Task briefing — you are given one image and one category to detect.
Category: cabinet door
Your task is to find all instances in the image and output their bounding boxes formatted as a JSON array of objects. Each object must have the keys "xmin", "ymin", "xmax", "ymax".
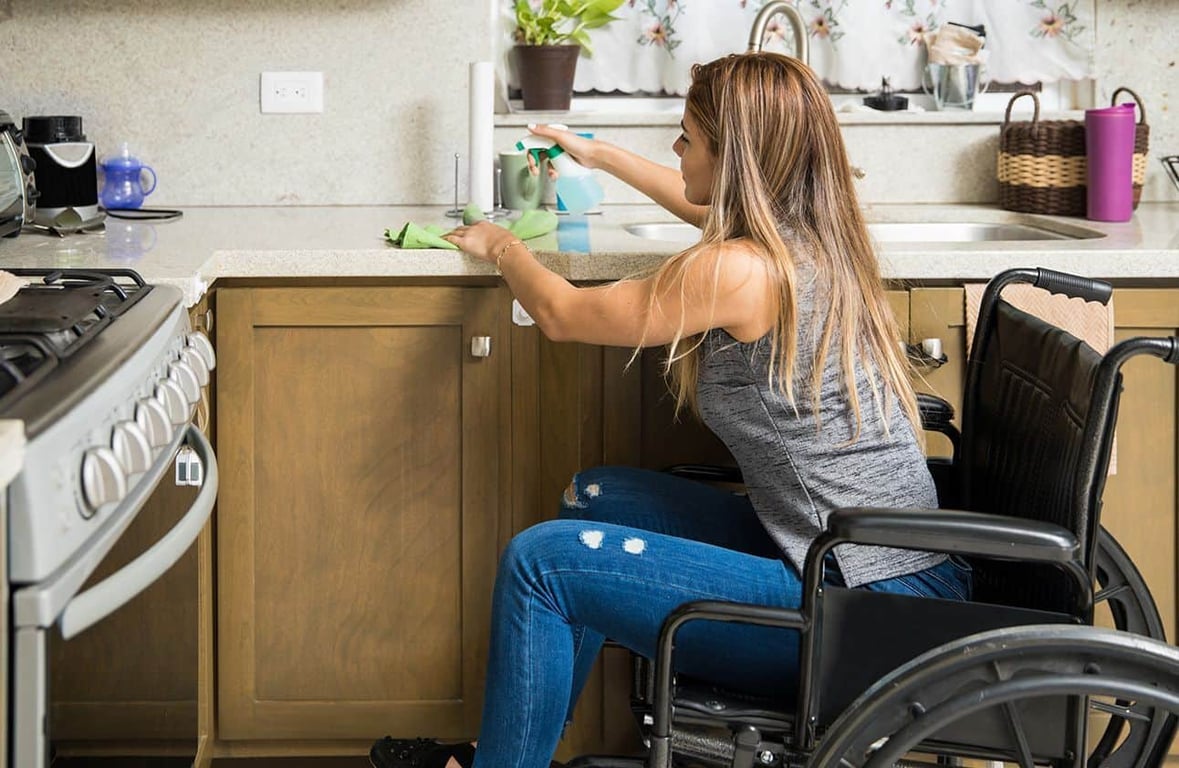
[{"xmin": 215, "ymin": 286, "xmax": 508, "ymax": 742}]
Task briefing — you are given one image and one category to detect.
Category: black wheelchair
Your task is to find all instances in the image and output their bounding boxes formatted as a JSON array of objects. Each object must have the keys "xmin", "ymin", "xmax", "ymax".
[{"xmin": 571, "ymin": 267, "xmax": 1179, "ymax": 768}]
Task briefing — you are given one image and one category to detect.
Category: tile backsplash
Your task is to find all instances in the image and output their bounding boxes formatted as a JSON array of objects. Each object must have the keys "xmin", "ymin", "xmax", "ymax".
[{"xmin": 4, "ymin": 0, "xmax": 1175, "ymax": 207}]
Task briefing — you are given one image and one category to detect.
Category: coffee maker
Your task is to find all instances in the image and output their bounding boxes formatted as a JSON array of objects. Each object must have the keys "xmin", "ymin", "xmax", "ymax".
[{"xmin": 22, "ymin": 115, "xmax": 100, "ymax": 229}]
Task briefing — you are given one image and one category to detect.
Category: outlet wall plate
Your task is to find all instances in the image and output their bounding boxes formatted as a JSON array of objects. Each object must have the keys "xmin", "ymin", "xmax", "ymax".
[{"xmin": 260, "ymin": 71, "xmax": 324, "ymax": 114}]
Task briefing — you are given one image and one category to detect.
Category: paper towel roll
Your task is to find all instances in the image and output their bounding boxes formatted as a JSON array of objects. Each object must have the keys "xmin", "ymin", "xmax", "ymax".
[{"xmin": 469, "ymin": 61, "xmax": 495, "ymax": 213}]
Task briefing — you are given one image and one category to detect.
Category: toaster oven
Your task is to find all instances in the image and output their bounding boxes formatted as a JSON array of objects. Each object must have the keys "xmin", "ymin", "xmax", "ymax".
[{"xmin": 0, "ymin": 111, "xmax": 37, "ymax": 239}]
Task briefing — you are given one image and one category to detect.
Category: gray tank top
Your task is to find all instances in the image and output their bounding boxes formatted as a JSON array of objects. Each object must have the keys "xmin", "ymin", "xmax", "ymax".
[{"xmin": 695, "ymin": 260, "xmax": 942, "ymax": 587}]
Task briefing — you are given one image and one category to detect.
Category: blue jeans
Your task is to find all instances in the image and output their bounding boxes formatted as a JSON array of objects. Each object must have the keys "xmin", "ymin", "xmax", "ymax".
[{"xmin": 471, "ymin": 466, "xmax": 971, "ymax": 768}]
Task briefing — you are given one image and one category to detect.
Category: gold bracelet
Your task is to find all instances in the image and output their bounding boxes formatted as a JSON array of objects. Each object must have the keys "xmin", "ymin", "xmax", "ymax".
[{"xmin": 495, "ymin": 239, "xmax": 526, "ymax": 272}]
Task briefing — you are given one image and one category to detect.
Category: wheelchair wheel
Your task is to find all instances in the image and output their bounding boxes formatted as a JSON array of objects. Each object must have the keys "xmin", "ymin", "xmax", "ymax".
[
  {"xmin": 809, "ymin": 625, "xmax": 1179, "ymax": 768},
  {"xmin": 1091, "ymin": 527, "xmax": 1175, "ymax": 767},
  {"xmin": 1095, "ymin": 527, "xmax": 1166, "ymax": 641}
]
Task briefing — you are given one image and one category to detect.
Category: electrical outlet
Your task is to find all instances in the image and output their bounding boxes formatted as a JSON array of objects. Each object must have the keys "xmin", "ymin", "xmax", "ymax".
[{"xmin": 260, "ymin": 71, "xmax": 324, "ymax": 114}]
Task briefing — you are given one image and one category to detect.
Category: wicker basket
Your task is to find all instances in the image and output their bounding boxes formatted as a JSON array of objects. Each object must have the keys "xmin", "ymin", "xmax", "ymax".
[
  {"xmin": 998, "ymin": 88, "xmax": 1151, "ymax": 216},
  {"xmin": 997, "ymin": 91, "xmax": 1086, "ymax": 216}
]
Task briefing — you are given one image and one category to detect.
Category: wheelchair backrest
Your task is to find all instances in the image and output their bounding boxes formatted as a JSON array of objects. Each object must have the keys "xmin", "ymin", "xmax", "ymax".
[{"xmin": 960, "ymin": 298, "xmax": 1118, "ymax": 615}]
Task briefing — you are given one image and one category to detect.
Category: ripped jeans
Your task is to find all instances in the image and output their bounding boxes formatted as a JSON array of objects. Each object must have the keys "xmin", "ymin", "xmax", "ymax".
[{"xmin": 470, "ymin": 466, "xmax": 971, "ymax": 768}]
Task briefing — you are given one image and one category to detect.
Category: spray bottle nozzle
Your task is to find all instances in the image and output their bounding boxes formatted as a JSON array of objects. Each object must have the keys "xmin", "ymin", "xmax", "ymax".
[{"xmin": 515, "ymin": 141, "xmax": 565, "ymax": 165}]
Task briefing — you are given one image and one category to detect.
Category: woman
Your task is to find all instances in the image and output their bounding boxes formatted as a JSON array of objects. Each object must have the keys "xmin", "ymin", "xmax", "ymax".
[{"xmin": 371, "ymin": 52, "xmax": 970, "ymax": 768}]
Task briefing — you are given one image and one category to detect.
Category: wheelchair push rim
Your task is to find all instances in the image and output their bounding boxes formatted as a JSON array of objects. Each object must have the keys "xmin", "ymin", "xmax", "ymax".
[{"xmin": 808, "ymin": 624, "xmax": 1179, "ymax": 768}]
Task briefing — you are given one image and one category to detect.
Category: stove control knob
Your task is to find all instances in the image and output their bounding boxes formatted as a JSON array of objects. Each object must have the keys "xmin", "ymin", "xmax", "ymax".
[
  {"xmin": 81, "ymin": 447, "xmax": 127, "ymax": 515},
  {"xmin": 186, "ymin": 331, "xmax": 216, "ymax": 371},
  {"xmin": 155, "ymin": 379, "xmax": 191, "ymax": 426},
  {"xmin": 111, "ymin": 420, "xmax": 153, "ymax": 475},
  {"xmin": 168, "ymin": 360, "xmax": 202, "ymax": 405},
  {"xmin": 135, "ymin": 397, "xmax": 173, "ymax": 448},
  {"xmin": 180, "ymin": 346, "xmax": 210, "ymax": 387}
]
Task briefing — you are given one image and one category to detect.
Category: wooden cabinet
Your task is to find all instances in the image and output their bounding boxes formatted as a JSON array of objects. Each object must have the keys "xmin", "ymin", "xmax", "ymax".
[
  {"xmin": 213, "ymin": 285, "xmax": 510, "ymax": 746},
  {"xmin": 203, "ymin": 280, "xmax": 1179, "ymax": 761}
]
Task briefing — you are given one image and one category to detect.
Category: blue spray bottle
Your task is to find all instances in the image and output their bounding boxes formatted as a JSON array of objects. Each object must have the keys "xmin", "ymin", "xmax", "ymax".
[{"xmin": 516, "ymin": 125, "xmax": 603, "ymax": 215}]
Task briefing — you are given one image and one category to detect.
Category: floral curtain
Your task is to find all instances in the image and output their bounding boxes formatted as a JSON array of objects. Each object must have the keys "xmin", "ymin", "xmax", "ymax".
[{"xmin": 503, "ymin": 1, "xmax": 1095, "ymax": 95}]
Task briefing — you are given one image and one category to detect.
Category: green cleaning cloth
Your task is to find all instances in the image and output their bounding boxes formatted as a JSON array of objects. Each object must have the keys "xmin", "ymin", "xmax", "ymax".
[
  {"xmin": 385, "ymin": 210, "xmax": 559, "ymax": 249},
  {"xmin": 506, "ymin": 209, "xmax": 559, "ymax": 241},
  {"xmin": 385, "ymin": 222, "xmax": 458, "ymax": 250}
]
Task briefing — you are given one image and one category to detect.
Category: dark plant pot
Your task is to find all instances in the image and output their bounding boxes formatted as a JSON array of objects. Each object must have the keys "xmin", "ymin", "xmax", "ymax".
[{"xmin": 514, "ymin": 44, "xmax": 581, "ymax": 111}]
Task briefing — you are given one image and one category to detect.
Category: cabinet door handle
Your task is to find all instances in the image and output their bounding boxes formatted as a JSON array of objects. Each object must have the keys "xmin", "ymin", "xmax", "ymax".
[{"xmin": 471, "ymin": 336, "xmax": 492, "ymax": 358}]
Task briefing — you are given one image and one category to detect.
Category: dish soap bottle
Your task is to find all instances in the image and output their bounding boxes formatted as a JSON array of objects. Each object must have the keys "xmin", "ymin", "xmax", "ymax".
[{"xmin": 516, "ymin": 126, "xmax": 603, "ymax": 215}]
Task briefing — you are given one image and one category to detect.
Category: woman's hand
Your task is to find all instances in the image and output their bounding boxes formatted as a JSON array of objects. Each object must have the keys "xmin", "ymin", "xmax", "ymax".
[
  {"xmin": 528, "ymin": 124, "xmax": 602, "ymax": 170},
  {"xmin": 442, "ymin": 221, "xmax": 519, "ymax": 264}
]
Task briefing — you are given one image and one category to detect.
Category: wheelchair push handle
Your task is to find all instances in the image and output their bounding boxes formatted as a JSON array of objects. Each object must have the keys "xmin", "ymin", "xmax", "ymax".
[
  {"xmin": 1107, "ymin": 336, "xmax": 1179, "ymax": 367},
  {"xmin": 1031, "ymin": 267, "xmax": 1114, "ymax": 304}
]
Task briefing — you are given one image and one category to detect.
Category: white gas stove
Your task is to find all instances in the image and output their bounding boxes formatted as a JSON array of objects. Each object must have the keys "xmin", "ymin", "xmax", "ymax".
[{"xmin": 1, "ymin": 267, "xmax": 218, "ymax": 768}]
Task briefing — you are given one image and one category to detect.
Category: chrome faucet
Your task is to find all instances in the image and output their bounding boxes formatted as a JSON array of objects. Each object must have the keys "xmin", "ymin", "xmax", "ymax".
[{"xmin": 747, "ymin": 1, "xmax": 809, "ymax": 66}]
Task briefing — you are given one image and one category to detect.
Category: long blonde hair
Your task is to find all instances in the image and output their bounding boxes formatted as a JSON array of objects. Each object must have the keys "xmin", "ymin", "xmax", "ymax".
[{"xmin": 650, "ymin": 52, "xmax": 920, "ymax": 442}]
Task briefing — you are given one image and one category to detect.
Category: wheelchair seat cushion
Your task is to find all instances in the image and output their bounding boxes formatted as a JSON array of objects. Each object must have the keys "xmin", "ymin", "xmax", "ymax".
[{"xmin": 673, "ymin": 679, "xmax": 794, "ymax": 733}]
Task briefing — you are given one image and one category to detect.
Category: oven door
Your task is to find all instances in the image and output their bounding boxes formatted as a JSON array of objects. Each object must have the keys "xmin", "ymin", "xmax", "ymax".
[{"xmin": 11, "ymin": 424, "xmax": 217, "ymax": 767}]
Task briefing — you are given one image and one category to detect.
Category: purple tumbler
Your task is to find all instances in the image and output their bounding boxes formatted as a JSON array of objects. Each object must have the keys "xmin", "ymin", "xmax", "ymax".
[{"xmin": 1084, "ymin": 102, "xmax": 1136, "ymax": 222}]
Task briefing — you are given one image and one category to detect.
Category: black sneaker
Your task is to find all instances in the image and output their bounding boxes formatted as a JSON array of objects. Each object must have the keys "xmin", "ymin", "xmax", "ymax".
[{"xmin": 369, "ymin": 737, "xmax": 475, "ymax": 768}]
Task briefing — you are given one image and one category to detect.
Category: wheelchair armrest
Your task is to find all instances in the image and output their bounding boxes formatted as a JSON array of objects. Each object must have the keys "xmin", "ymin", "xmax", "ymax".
[
  {"xmin": 916, "ymin": 392, "xmax": 955, "ymax": 431},
  {"xmin": 824, "ymin": 506, "xmax": 1081, "ymax": 564},
  {"xmin": 662, "ymin": 463, "xmax": 744, "ymax": 484}
]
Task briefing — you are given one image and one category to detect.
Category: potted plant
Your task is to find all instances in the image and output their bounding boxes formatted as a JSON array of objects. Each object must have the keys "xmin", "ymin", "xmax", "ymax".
[{"xmin": 513, "ymin": 0, "xmax": 625, "ymax": 111}]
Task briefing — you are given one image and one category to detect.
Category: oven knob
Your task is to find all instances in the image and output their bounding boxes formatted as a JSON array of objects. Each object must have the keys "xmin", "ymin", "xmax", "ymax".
[
  {"xmin": 135, "ymin": 397, "xmax": 173, "ymax": 448},
  {"xmin": 155, "ymin": 379, "xmax": 191, "ymax": 426},
  {"xmin": 168, "ymin": 360, "xmax": 201, "ymax": 404},
  {"xmin": 186, "ymin": 331, "xmax": 216, "ymax": 371},
  {"xmin": 111, "ymin": 420, "xmax": 153, "ymax": 475},
  {"xmin": 81, "ymin": 446, "xmax": 128, "ymax": 515},
  {"xmin": 180, "ymin": 346, "xmax": 209, "ymax": 386}
]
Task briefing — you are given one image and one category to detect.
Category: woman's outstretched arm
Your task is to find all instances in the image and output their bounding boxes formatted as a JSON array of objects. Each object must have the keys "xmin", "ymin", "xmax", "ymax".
[{"xmin": 443, "ymin": 221, "xmax": 772, "ymax": 347}]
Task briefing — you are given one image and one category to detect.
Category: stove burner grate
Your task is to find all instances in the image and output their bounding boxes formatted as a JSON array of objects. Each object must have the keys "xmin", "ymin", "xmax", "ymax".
[
  {"xmin": 0, "ymin": 267, "xmax": 153, "ymax": 409},
  {"xmin": 0, "ymin": 335, "xmax": 57, "ymax": 411}
]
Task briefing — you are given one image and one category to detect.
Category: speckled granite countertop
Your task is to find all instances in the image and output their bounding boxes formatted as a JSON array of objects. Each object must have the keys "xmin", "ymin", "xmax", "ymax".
[{"xmin": 0, "ymin": 203, "xmax": 1175, "ymax": 306}]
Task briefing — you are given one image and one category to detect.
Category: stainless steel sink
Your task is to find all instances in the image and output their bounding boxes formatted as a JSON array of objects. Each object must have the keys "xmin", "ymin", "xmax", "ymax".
[
  {"xmin": 624, "ymin": 220, "xmax": 1103, "ymax": 244},
  {"xmin": 869, "ymin": 222, "xmax": 1071, "ymax": 242}
]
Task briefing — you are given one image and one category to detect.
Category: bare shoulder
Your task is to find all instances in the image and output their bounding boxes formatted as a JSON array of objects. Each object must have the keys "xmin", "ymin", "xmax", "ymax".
[
  {"xmin": 695, "ymin": 238, "xmax": 777, "ymax": 342},
  {"xmin": 689, "ymin": 238, "xmax": 775, "ymax": 303}
]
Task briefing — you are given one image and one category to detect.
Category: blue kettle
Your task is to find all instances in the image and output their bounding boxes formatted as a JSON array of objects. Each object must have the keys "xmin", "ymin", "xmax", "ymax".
[{"xmin": 99, "ymin": 143, "xmax": 157, "ymax": 210}]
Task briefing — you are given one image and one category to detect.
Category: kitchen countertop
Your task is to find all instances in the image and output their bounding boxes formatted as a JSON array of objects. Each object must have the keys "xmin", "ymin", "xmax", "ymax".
[{"xmin": 0, "ymin": 203, "xmax": 1175, "ymax": 306}]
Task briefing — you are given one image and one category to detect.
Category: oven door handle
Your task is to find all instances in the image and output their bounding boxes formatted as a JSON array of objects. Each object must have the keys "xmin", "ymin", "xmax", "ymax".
[{"xmin": 59, "ymin": 424, "xmax": 218, "ymax": 640}]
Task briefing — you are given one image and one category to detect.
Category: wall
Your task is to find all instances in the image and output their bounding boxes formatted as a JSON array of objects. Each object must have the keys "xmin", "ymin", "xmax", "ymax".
[{"xmin": 2, "ymin": 0, "xmax": 1175, "ymax": 207}]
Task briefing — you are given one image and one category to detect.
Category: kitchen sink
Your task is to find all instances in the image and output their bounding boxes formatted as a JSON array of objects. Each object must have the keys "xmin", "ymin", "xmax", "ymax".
[
  {"xmin": 624, "ymin": 220, "xmax": 1105, "ymax": 244},
  {"xmin": 868, "ymin": 222, "xmax": 1077, "ymax": 242}
]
